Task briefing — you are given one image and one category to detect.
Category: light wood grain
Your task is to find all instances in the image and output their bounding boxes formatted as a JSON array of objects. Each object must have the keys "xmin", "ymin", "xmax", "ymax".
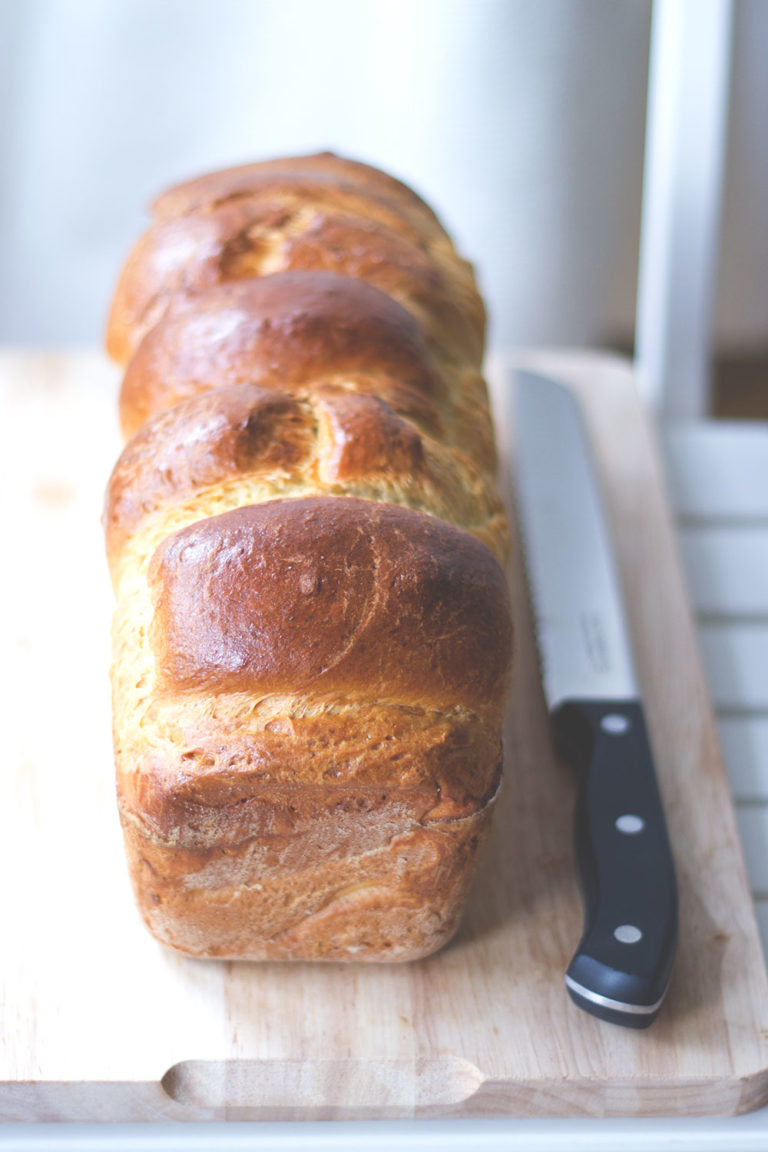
[{"xmin": 2, "ymin": 350, "xmax": 768, "ymax": 1121}]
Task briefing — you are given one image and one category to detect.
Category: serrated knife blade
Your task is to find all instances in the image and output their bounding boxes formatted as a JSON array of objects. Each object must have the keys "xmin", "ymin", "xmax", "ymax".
[{"xmin": 514, "ymin": 369, "xmax": 678, "ymax": 1028}]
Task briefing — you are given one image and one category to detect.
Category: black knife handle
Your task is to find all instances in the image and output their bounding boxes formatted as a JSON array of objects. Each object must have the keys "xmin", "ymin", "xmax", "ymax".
[{"xmin": 553, "ymin": 699, "xmax": 678, "ymax": 1029}]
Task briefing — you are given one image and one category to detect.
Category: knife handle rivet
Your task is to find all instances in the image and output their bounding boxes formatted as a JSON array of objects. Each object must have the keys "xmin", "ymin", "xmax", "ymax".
[
  {"xmin": 615, "ymin": 814, "xmax": 645, "ymax": 835},
  {"xmin": 614, "ymin": 924, "xmax": 643, "ymax": 944},
  {"xmin": 601, "ymin": 713, "xmax": 630, "ymax": 735}
]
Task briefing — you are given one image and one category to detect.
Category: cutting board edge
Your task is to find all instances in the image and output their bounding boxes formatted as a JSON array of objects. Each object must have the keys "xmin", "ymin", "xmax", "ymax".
[{"xmin": 4, "ymin": 1061, "xmax": 768, "ymax": 1122}]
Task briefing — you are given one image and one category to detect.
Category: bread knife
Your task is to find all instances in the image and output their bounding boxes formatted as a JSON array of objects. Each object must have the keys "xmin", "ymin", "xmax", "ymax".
[{"xmin": 513, "ymin": 369, "xmax": 678, "ymax": 1028}]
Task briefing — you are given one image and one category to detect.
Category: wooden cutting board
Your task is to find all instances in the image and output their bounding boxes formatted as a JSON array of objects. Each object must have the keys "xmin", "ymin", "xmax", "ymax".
[{"xmin": 2, "ymin": 349, "xmax": 768, "ymax": 1121}]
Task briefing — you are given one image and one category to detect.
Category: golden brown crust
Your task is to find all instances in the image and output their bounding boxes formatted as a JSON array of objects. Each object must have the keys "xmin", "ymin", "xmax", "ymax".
[
  {"xmin": 150, "ymin": 151, "xmax": 446, "ymax": 239},
  {"xmin": 104, "ymin": 383, "xmax": 313, "ymax": 570},
  {"xmin": 315, "ymin": 389, "xmax": 425, "ymax": 481},
  {"xmin": 104, "ymin": 380, "xmax": 508, "ymax": 579},
  {"xmin": 147, "ymin": 496, "xmax": 512, "ymax": 712},
  {"xmin": 105, "ymin": 154, "xmax": 512, "ymax": 963},
  {"xmin": 117, "ymin": 703, "xmax": 502, "ymax": 836},
  {"xmin": 118, "ymin": 271, "xmax": 447, "ymax": 439},
  {"xmin": 105, "ymin": 185, "xmax": 485, "ymax": 366}
]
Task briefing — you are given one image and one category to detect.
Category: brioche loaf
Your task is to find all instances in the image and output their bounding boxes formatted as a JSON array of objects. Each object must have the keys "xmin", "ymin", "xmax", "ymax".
[{"xmin": 104, "ymin": 153, "xmax": 513, "ymax": 961}]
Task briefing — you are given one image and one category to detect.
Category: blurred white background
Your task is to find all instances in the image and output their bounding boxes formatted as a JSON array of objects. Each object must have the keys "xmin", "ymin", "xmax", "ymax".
[{"xmin": 0, "ymin": 0, "xmax": 764, "ymax": 356}]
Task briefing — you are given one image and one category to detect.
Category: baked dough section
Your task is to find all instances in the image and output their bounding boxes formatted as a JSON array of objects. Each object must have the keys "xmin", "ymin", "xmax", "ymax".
[{"xmin": 105, "ymin": 153, "xmax": 513, "ymax": 961}]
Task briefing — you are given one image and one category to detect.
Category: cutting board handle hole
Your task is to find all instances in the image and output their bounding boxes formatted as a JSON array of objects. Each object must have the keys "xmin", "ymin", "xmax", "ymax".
[{"xmin": 161, "ymin": 1056, "xmax": 485, "ymax": 1114}]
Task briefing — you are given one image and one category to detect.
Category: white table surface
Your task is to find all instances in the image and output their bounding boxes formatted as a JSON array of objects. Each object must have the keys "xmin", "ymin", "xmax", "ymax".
[{"xmin": 4, "ymin": 417, "xmax": 768, "ymax": 1150}]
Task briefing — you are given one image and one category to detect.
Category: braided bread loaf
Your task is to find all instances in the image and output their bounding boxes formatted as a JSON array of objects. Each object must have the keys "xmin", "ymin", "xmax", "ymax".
[{"xmin": 104, "ymin": 153, "xmax": 513, "ymax": 961}]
